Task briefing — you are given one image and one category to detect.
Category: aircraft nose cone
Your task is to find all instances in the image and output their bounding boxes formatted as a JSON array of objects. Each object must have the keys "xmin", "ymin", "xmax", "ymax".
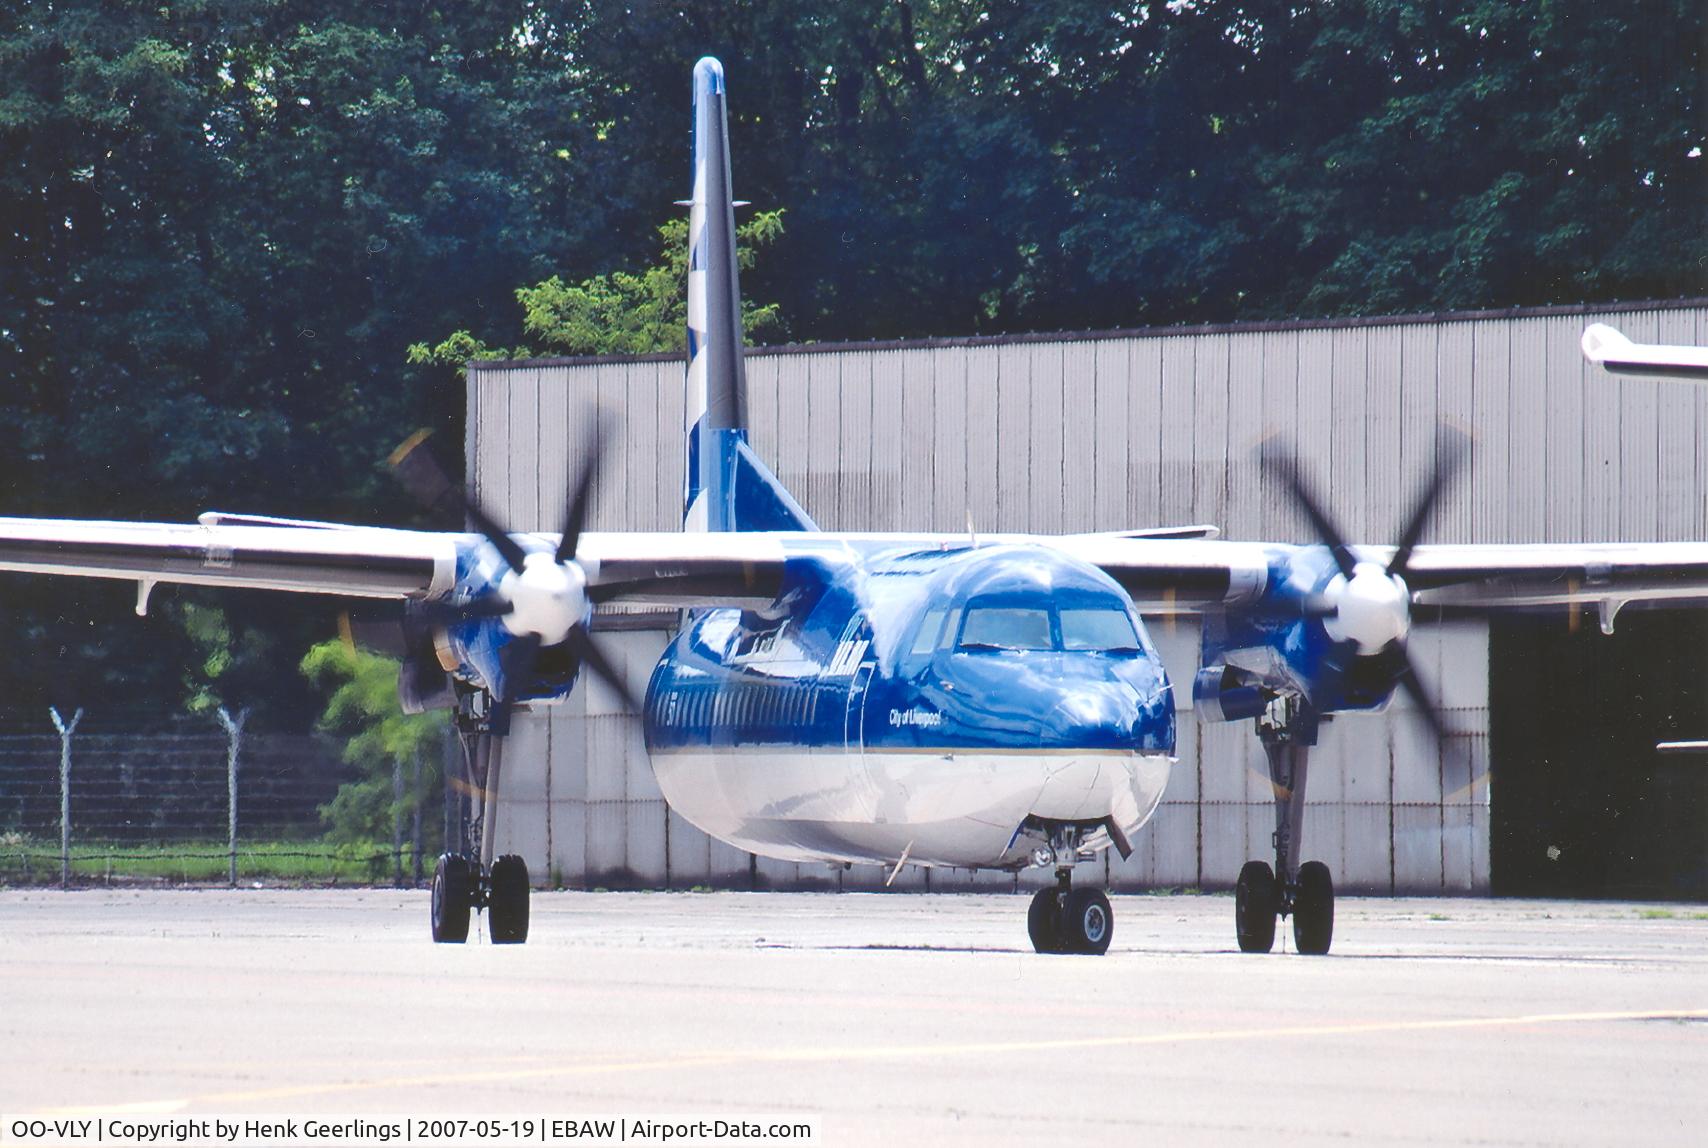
[{"xmin": 1043, "ymin": 680, "xmax": 1170, "ymax": 753}]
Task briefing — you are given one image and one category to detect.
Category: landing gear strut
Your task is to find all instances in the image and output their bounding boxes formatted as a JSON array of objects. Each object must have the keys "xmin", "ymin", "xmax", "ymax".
[
  {"xmin": 1234, "ymin": 697, "xmax": 1335, "ymax": 955},
  {"xmin": 431, "ymin": 694, "xmax": 531, "ymax": 944},
  {"xmin": 1025, "ymin": 827, "xmax": 1114, "ymax": 955}
]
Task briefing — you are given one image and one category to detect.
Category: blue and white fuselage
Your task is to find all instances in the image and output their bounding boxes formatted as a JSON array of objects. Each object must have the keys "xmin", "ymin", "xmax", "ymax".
[{"xmin": 643, "ymin": 540, "xmax": 1175, "ymax": 868}]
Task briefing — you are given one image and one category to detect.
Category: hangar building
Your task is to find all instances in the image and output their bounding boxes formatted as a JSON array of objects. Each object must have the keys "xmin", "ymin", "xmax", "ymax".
[{"xmin": 467, "ymin": 300, "xmax": 1708, "ymax": 897}]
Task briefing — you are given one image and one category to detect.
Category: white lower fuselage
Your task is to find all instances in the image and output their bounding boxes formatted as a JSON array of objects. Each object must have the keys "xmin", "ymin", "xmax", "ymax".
[{"xmin": 649, "ymin": 747, "xmax": 1173, "ymax": 869}]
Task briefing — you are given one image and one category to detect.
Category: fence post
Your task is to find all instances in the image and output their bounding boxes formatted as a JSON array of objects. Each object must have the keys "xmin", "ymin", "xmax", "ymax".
[
  {"xmin": 411, "ymin": 746, "xmax": 424, "ymax": 886},
  {"xmin": 49, "ymin": 707, "xmax": 83, "ymax": 890},
  {"xmin": 216, "ymin": 707, "xmax": 249, "ymax": 888},
  {"xmin": 392, "ymin": 754, "xmax": 405, "ymax": 887}
]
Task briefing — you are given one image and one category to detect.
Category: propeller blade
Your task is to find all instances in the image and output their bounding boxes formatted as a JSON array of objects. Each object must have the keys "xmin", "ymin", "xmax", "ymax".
[
  {"xmin": 556, "ymin": 409, "xmax": 610, "ymax": 564},
  {"xmin": 388, "ymin": 429, "xmax": 460, "ymax": 518},
  {"xmin": 1306, "ymin": 637, "xmax": 1360, "ymax": 705},
  {"xmin": 1247, "ymin": 591, "xmax": 1340, "ymax": 624},
  {"xmin": 414, "ymin": 596, "xmax": 514, "ymax": 628},
  {"xmin": 1388, "ymin": 429, "xmax": 1469, "ymax": 580},
  {"xmin": 489, "ymin": 632, "xmax": 543, "ymax": 738},
  {"xmin": 338, "ymin": 609, "xmax": 408, "ymax": 658},
  {"xmin": 460, "ymin": 495, "xmax": 530, "ymax": 575},
  {"xmin": 567, "ymin": 625, "xmax": 639, "ymax": 711},
  {"xmin": 498, "ymin": 632, "xmax": 542, "ymax": 697},
  {"xmin": 1395, "ymin": 653, "xmax": 1451, "ymax": 746},
  {"xmin": 388, "ymin": 429, "xmax": 529, "ymax": 573},
  {"xmin": 1261, "ymin": 445, "xmax": 1358, "ymax": 579}
]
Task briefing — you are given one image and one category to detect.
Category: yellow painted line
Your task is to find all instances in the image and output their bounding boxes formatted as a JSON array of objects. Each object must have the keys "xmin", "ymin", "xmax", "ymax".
[{"xmin": 39, "ymin": 1006, "xmax": 1708, "ymax": 1114}]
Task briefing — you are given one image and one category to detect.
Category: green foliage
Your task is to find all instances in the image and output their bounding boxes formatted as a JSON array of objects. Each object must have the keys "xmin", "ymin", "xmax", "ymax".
[
  {"xmin": 174, "ymin": 601, "xmax": 273, "ymax": 715},
  {"xmin": 410, "ymin": 210, "xmax": 786, "ymax": 363},
  {"xmin": 1, "ymin": 1, "xmax": 1701, "ymax": 732},
  {"xmin": 404, "ymin": 329, "xmax": 520, "ymax": 369},
  {"xmin": 0, "ymin": 839, "xmax": 412, "ymax": 886},
  {"xmin": 300, "ymin": 639, "xmax": 446, "ymax": 844}
]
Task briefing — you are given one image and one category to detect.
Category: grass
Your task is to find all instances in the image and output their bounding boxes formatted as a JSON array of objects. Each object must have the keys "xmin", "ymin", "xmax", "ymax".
[
  {"xmin": 1638, "ymin": 908, "xmax": 1677, "ymax": 920},
  {"xmin": 0, "ymin": 839, "xmax": 422, "ymax": 886}
]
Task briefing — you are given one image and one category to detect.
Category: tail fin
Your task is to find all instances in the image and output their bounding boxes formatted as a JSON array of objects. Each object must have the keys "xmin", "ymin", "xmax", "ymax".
[{"xmin": 683, "ymin": 57, "xmax": 816, "ymax": 534}]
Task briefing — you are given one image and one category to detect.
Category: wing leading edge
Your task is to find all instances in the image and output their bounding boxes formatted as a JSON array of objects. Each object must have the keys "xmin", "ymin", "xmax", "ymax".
[
  {"xmin": 8, "ymin": 518, "xmax": 1708, "ymax": 627},
  {"xmin": 0, "ymin": 518, "xmax": 457, "ymax": 601}
]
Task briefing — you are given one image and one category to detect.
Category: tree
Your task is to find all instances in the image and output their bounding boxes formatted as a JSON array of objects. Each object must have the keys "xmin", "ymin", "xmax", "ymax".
[
  {"xmin": 408, "ymin": 210, "xmax": 785, "ymax": 364},
  {"xmin": 1, "ymin": 1, "xmax": 1699, "ymax": 746},
  {"xmin": 300, "ymin": 638, "xmax": 445, "ymax": 844}
]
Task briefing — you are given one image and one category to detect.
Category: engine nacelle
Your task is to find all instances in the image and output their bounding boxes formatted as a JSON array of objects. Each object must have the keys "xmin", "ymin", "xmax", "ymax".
[
  {"xmin": 398, "ymin": 655, "xmax": 456, "ymax": 714},
  {"xmin": 1193, "ymin": 665, "xmax": 1269, "ymax": 724}
]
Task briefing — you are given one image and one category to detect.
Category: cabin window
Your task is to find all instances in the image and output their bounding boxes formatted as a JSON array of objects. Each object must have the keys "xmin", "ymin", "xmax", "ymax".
[
  {"xmin": 910, "ymin": 609, "xmax": 946, "ymax": 656},
  {"xmin": 960, "ymin": 606, "xmax": 1053, "ymax": 651},
  {"xmin": 1060, "ymin": 607, "xmax": 1142, "ymax": 652}
]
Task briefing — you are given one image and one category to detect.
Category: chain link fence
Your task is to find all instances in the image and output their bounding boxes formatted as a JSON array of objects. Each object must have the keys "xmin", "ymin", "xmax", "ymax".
[{"xmin": 0, "ymin": 708, "xmax": 443, "ymax": 887}]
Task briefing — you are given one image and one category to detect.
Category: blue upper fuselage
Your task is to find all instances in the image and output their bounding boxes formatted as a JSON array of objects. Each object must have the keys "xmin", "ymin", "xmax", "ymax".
[
  {"xmin": 437, "ymin": 533, "xmax": 1408, "ymax": 728},
  {"xmin": 642, "ymin": 540, "xmax": 1176, "ymax": 758}
]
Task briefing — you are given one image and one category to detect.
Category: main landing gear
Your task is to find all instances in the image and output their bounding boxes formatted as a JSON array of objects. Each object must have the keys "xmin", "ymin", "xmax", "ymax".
[
  {"xmin": 431, "ymin": 851, "xmax": 531, "ymax": 943},
  {"xmin": 1025, "ymin": 826, "xmax": 1114, "ymax": 955},
  {"xmin": 1235, "ymin": 698, "xmax": 1335, "ymax": 955},
  {"xmin": 432, "ymin": 694, "xmax": 532, "ymax": 944}
]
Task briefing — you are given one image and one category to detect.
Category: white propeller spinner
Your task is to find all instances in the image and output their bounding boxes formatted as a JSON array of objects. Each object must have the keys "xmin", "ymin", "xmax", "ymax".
[
  {"xmin": 1322, "ymin": 561, "xmax": 1411, "ymax": 654},
  {"xmin": 499, "ymin": 552, "xmax": 588, "ymax": 646}
]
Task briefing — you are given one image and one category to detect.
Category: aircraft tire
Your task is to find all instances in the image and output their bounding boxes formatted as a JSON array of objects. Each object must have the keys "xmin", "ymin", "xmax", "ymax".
[
  {"xmin": 1235, "ymin": 861, "xmax": 1277, "ymax": 953},
  {"xmin": 1292, "ymin": 860, "xmax": 1334, "ymax": 955},
  {"xmin": 1061, "ymin": 888, "xmax": 1114, "ymax": 955},
  {"xmin": 1026, "ymin": 887, "xmax": 1062, "ymax": 953},
  {"xmin": 488, "ymin": 854, "xmax": 531, "ymax": 944},
  {"xmin": 431, "ymin": 853, "xmax": 473, "ymax": 944}
]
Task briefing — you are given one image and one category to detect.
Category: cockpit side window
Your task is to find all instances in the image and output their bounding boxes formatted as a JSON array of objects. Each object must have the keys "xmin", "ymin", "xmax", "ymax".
[
  {"xmin": 1060, "ymin": 606, "xmax": 1142, "ymax": 652},
  {"xmin": 910, "ymin": 609, "xmax": 947, "ymax": 656},
  {"xmin": 937, "ymin": 607, "xmax": 963, "ymax": 650},
  {"xmin": 959, "ymin": 605, "xmax": 1053, "ymax": 651}
]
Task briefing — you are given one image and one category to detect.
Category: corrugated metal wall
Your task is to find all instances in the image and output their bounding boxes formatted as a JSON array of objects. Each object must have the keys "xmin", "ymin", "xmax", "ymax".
[{"xmin": 468, "ymin": 303, "xmax": 1708, "ymax": 894}]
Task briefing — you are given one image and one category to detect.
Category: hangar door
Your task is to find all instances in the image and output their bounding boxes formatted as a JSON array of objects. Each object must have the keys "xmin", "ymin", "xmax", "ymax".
[{"xmin": 1490, "ymin": 611, "xmax": 1708, "ymax": 898}]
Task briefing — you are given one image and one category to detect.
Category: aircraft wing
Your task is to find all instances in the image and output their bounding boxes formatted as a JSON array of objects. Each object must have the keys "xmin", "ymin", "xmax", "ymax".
[
  {"xmin": 1582, "ymin": 323, "xmax": 1708, "ymax": 381},
  {"xmin": 1062, "ymin": 533, "xmax": 1708, "ymax": 616},
  {"xmin": 0, "ymin": 519, "xmax": 796, "ymax": 612},
  {"xmin": 1401, "ymin": 543, "xmax": 1708, "ymax": 613},
  {"xmin": 0, "ymin": 517, "xmax": 458, "ymax": 601},
  {"xmin": 9, "ymin": 520, "xmax": 1708, "ymax": 624},
  {"xmin": 586, "ymin": 532, "xmax": 1274, "ymax": 614},
  {"xmin": 584, "ymin": 532, "xmax": 1708, "ymax": 619}
]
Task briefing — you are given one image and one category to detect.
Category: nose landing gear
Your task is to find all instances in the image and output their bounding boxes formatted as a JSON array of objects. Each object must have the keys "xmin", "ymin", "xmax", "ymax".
[{"xmin": 1025, "ymin": 827, "xmax": 1114, "ymax": 955}]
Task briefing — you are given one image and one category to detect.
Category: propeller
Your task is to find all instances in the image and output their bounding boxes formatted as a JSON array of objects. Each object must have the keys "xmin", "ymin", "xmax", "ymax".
[
  {"xmin": 347, "ymin": 415, "xmax": 638, "ymax": 733},
  {"xmin": 1260, "ymin": 429, "xmax": 1468, "ymax": 741}
]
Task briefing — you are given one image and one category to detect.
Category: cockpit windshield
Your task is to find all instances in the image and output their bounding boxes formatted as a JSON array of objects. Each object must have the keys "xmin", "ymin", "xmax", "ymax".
[
  {"xmin": 950, "ymin": 600, "xmax": 1141, "ymax": 653},
  {"xmin": 1060, "ymin": 607, "xmax": 1141, "ymax": 652},
  {"xmin": 959, "ymin": 606, "xmax": 1054, "ymax": 650}
]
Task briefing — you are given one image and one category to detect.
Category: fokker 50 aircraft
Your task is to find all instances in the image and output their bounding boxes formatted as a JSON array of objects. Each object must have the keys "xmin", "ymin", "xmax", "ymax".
[{"xmin": 6, "ymin": 58, "xmax": 1708, "ymax": 955}]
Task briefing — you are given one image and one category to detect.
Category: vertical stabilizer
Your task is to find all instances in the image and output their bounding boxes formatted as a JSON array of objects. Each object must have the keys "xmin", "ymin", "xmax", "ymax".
[{"xmin": 683, "ymin": 58, "xmax": 817, "ymax": 533}]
